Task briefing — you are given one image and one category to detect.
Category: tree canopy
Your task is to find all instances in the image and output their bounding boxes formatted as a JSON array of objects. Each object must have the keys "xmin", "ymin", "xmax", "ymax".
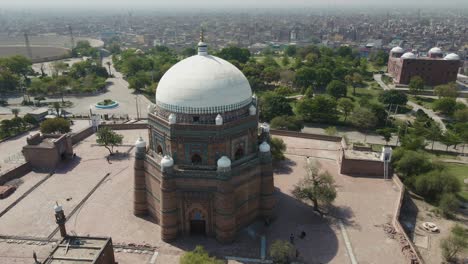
[{"xmin": 96, "ymin": 127, "xmax": 124, "ymax": 155}]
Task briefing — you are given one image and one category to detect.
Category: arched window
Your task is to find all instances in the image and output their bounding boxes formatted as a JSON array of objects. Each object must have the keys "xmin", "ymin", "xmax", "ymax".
[
  {"xmin": 235, "ymin": 147, "xmax": 244, "ymax": 160},
  {"xmin": 156, "ymin": 145, "xmax": 163, "ymax": 155},
  {"xmin": 191, "ymin": 154, "xmax": 202, "ymax": 165}
]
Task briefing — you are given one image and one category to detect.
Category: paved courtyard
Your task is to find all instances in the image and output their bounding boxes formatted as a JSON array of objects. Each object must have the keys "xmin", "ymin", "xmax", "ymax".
[{"xmin": 0, "ymin": 133, "xmax": 406, "ymax": 263}]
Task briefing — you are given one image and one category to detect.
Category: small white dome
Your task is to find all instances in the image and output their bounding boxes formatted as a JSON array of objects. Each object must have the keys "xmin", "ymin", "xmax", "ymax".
[
  {"xmin": 215, "ymin": 114, "xmax": 223, "ymax": 126},
  {"xmin": 217, "ymin": 156, "xmax": 231, "ymax": 168},
  {"xmin": 168, "ymin": 113, "xmax": 177, "ymax": 124},
  {"xmin": 444, "ymin": 53, "xmax": 460, "ymax": 60},
  {"xmin": 391, "ymin": 46, "xmax": 404, "ymax": 53},
  {"xmin": 259, "ymin": 141, "xmax": 271, "ymax": 153},
  {"xmin": 135, "ymin": 137, "xmax": 146, "ymax": 148},
  {"xmin": 161, "ymin": 155, "xmax": 174, "ymax": 168},
  {"xmin": 401, "ymin": 52, "xmax": 417, "ymax": 59},
  {"xmin": 428, "ymin": 47, "xmax": 442, "ymax": 54},
  {"xmin": 249, "ymin": 105, "xmax": 257, "ymax": 116},
  {"xmin": 54, "ymin": 204, "xmax": 63, "ymax": 213},
  {"xmin": 147, "ymin": 103, "xmax": 156, "ymax": 113},
  {"xmin": 260, "ymin": 123, "xmax": 270, "ymax": 133}
]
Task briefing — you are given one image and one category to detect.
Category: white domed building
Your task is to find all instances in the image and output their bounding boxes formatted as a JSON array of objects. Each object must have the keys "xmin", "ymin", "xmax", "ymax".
[
  {"xmin": 387, "ymin": 46, "xmax": 461, "ymax": 86},
  {"xmin": 133, "ymin": 37, "xmax": 275, "ymax": 243}
]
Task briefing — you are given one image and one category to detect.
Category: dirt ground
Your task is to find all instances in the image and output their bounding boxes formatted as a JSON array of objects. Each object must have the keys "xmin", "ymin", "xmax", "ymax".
[
  {"xmin": 0, "ymin": 133, "xmax": 408, "ymax": 264},
  {"xmin": 400, "ymin": 194, "xmax": 468, "ymax": 264}
]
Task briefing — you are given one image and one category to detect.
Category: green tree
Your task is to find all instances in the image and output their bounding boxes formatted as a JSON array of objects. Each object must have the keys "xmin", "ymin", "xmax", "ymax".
[
  {"xmin": 296, "ymin": 95, "xmax": 338, "ymax": 123},
  {"xmin": 378, "ymin": 90, "xmax": 408, "ymax": 106},
  {"xmin": 294, "ymin": 67, "xmax": 315, "ymax": 88},
  {"xmin": 425, "ymin": 123, "xmax": 442, "ymax": 150},
  {"xmin": 434, "ymin": 82, "xmax": 458, "ymax": 98},
  {"xmin": 440, "ymin": 225, "xmax": 467, "ymax": 262},
  {"xmin": 454, "ymin": 108, "xmax": 468, "ymax": 122},
  {"xmin": 269, "ymin": 240, "xmax": 295, "ymax": 264},
  {"xmin": 349, "ymin": 107, "xmax": 377, "ymax": 141},
  {"xmin": 180, "ymin": 245, "xmax": 223, "ymax": 264},
  {"xmin": 344, "ymin": 73, "xmax": 363, "ymax": 96},
  {"xmin": 292, "ymin": 160, "xmax": 337, "ymax": 217},
  {"xmin": 128, "ymin": 71, "xmax": 151, "ymax": 92},
  {"xmin": 414, "ymin": 170, "xmax": 460, "ymax": 202},
  {"xmin": 11, "ymin": 108, "xmax": 20, "ymax": 117},
  {"xmin": 259, "ymin": 92, "xmax": 293, "ymax": 121},
  {"xmin": 439, "ymin": 193, "xmax": 460, "ymax": 218},
  {"xmin": 55, "ymin": 75, "xmax": 70, "ymax": 103},
  {"xmin": 281, "ymin": 55, "xmax": 290, "ymax": 67},
  {"xmin": 270, "ymin": 137, "xmax": 287, "ymax": 162},
  {"xmin": 326, "ymin": 80, "xmax": 347, "ymax": 99},
  {"xmin": 96, "ymin": 127, "xmax": 124, "ymax": 155},
  {"xmin": 23, "ymin": 113, "xmax": 38, "ymax": 126},
  {"xmin": 440, "ymin": 130, "xmax": 462, "ymax": 151},
  {"xmin": 0, "ymin": 55, "xmax": 32, "ymax": 79},
  {"xmin": 338, "ymin": 98, "xmax": 354, "ymax": 122},
  {"xmin": 51, "ymin": 61, "xmax": 68, "ymax": 77},
  {"xmin": 40, "ymin": 118, "xmax": 71, "ymax": 134},
  {"xmin": 0, "ymin": 69, "xmax": 20, "ymax": 91},
  {"xmin": 262, "ymin": 66, "xmax": 281, "ymax": 83},
  {"xmin": 433, "ymin": 97, "xmax": 457, "ymax": 115},
  {"xmin": 216, "ymin": 46, "xmax": 250, "ymax": 64},
  {"xmin": 409, "ymin": 76, "xmax": 424, "ymax": 95},
  {"xmin": 53, "ymin": 102, "xmax": 61, "ymax": 117},
  {"xmin": 376, "ymin": 128, "xmax": 393, "ymax": 145},
  {"xmin": 270, "ymin": 115, "xmax": 304, "ymax": 131},
  {"xmin": 400, "ymin": 135, "xmax": 427, "ymax": 151},
  {"xmin": 392, "ymin": 150, "xmax": 432, "ymax": 177},
  {"xmin": 181, "ymin": 47, "xmax": 196, "ymax": 57},
  {"xmin": 315, "ymin": 68, "xmax": 332, "ymax": 89},
  {"xmin": 285, "ymin": 45, "xmax": 297, "ymax": 57}
]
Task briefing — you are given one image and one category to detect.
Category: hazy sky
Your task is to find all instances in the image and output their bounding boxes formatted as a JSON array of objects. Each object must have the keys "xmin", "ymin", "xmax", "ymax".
[{"xmin": 3, "ymin": 0, "xmax": 467, "ymax": 8}]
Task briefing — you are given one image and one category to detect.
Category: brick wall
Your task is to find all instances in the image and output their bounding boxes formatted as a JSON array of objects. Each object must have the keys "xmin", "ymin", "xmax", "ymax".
[
  {"xmin": 0, "ymin": 162, "xmax": 32, "ymax": 185},
  {"xmin": 101, "ymin": 123, "xmax": 148, "ymax": 130},
  {"xmin": 270, "ymin": 130, "xmax": 342, "ymax": 142},
  {"xmin": 71, "ymin": 126, "xmax": 94, "ymax": 144}
]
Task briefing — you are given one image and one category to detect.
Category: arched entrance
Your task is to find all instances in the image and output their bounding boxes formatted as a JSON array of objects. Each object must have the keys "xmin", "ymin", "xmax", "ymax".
[
  {"xmin": 234, "ymin": 146, "xmax": 244, "ymax": 160},
  {"xmin": 191, "ymin": 153, "xmax": 202, "ymax": 165},
  {"xmin": 189, "ymin": 210, "xmax": 206, "ymax": 235},
  {"xmin": 156, "ymin": 145, "xmax": 163, "ymax": 155}
]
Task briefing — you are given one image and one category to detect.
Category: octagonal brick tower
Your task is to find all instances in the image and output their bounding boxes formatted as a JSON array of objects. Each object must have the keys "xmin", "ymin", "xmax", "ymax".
[{"xmin": 134, "ymin": 37, "xmax": 275, "ymax": 243}]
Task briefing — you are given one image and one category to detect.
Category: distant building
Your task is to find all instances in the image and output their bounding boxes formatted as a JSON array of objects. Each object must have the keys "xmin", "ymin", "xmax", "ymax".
[
  {"xmin": 387, "ymin": 46, "xmax": 462, "ymax": 86},
  {"xmin": 134, "ymin": 37, "xmax": 275, "ymax": 243}
]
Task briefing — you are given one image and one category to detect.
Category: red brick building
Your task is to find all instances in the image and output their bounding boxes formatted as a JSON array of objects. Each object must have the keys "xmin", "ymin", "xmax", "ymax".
[
  {"xmin": 133, "ymin": 39, "xmax": 275, "ymax": 243},
  {"xmin": 387, "ymin": 46, "xmax": 461, "ymax": 86}
]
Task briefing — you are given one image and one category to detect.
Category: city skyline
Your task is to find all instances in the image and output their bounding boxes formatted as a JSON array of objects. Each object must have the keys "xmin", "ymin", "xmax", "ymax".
[{"xmin": 2, "ymin": 0, "xmax": 468, "ymax": 8}]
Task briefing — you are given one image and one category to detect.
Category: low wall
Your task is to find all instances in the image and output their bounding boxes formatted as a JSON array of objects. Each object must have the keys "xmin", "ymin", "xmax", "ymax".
[
  {"xmin": 340, "ymin": 154, "xmax": 388, "ymax": 177},
  {"xmin": 100, "ymin": 123, "xmax": 148, "ymax": 130},
  {"xmin": 71, "ymin": 126, "xmax": 94, "ymax": 144},
  {"xmin": 270, "ymin": 129, "xmax": 342, "ymax": 142},
  {"xmin": 0, "ymin": 162, "xmax": 32, "ymax": 185},
  {"xmin": 392, "ymin": 175, "xmax": 425, "ymax": 264}
]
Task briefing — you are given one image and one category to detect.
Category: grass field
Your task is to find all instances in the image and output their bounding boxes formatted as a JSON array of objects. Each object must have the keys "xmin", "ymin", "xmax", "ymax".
[{"xmin": 445, "ymin": 163, "xmax": 468, "ymax": 201}]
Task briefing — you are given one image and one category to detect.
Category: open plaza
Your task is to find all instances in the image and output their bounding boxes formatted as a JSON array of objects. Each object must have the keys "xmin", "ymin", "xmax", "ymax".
[{"xmin": 0, "ymin": 128, "xmax": 408, "ymax": 264}]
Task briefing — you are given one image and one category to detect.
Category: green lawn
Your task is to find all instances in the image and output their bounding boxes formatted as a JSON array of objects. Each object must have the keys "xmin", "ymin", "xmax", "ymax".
[
  {"xmin": 444, "ymin": 163, "xmax": 468, "ymax": 202},
  {"xmin": 409, "ymin": 95, "xmax": 435, "ymax": 110}
]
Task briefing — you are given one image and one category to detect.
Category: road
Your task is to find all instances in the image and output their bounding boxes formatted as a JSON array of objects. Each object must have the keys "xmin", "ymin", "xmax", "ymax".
[
  {"xmin": 373, "ymin": 74, "xmax": 447, "ymax": 131},
  {"xmin": 0, "ymin": 56, "xmax": 152, "ymax": 118}
]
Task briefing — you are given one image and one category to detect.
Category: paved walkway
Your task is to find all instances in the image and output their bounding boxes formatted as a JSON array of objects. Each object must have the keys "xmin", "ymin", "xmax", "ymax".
[{"xmin": 373, "ymin": 74, "xmax": 447, "ymax": 131}]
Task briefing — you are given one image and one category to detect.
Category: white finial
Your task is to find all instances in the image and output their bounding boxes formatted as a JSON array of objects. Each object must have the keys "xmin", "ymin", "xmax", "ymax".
[
  {"xmin": 161, "ymin": 155, "xmax": 174, "ymax": 168},
  {"xmin": 198, "ymin": 28, "xmax": 208, "ymax": 56},
  {"xmin": 249, "ymin": 105, "xmax": 257, "ymax": 116},
  {"xmin": 54, "ymin": 202, "xmax": 63, "ymax": 212},
  {"xmin": 217, "ymin": 156, "xmax": 231, "ymax": 172}
]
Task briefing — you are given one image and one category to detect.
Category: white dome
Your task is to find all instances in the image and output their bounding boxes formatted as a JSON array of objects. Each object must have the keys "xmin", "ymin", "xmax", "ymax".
[
  {"xmin": 249, "ymin": 104, "xmax": 257, "ymax": 116},
  {"xmin": 135, "ymin": 137, "xmax": 146, "ymax": 148},
  {"xmin": 428, "ymin": 47, "xmax": 442, "ymax": 54},
  {"xmin": 259, "ymin": 141, "xmax": 271, "ymax": 153},
  {"xmin": 217, "ymin": 156, "xmax": 231, "ymax": 168},
  {"xmin": 401, "ymin": 52, "xmax": 416, "ymax": 59},
  {"xmin": 155, "ymin": 54, "xmax": 252, "ymax": 114},
  {"xmin": 215, "ymin": 114, "xmax": 223, "ymax": 126},
  {"xmin": 161, "ymin": 155, "xmax": 174, "ymax": 168},
  {"xmin": 168, "ymin": 113, "xmax": 177, "ymax": 124},
  {"xmin": 444, "ymin": 53, "xmax": 460, "ymax": 60},
  {"xmin": 391, "ymin": 46, "xmax": 404, "ymax": 53},
  {"xmin": 54, "ymin": 204, "xmax": 63, "ymax": 213}
]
